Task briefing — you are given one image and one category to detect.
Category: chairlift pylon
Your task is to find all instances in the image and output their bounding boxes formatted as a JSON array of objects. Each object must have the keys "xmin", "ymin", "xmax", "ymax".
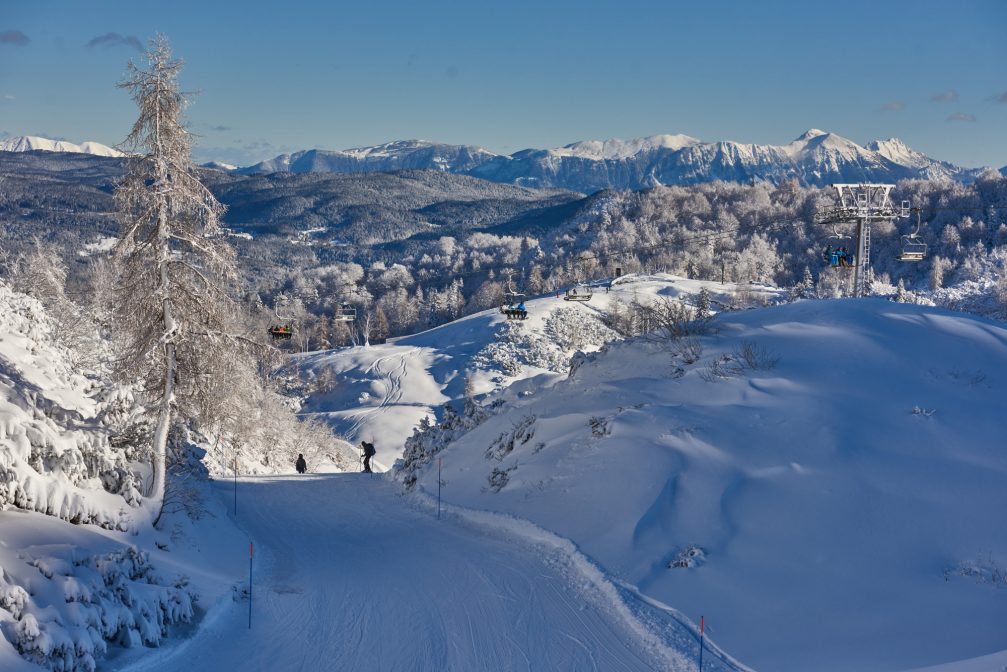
[{"xmin": 897, "ymin": 210, "xmax": 928, "ymax": 262}]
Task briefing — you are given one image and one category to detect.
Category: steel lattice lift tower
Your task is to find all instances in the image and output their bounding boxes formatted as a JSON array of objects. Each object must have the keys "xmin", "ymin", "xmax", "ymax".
[{"xmin": 817, "ymin": 184, "xmax": 910, "ymax": 296}]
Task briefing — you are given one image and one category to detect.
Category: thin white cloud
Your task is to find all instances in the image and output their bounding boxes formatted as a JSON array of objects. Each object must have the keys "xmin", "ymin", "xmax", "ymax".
[
  {"xmin": 931, "ymin": 89, "xmax": 958, "ymax": 103},
  {"xmin": 945, "ymin": 112, "xmax": 976, "ymax": 123},
  {"xmin": 880, "ymin": 101, "xmax": 905, "ymax": 112}
]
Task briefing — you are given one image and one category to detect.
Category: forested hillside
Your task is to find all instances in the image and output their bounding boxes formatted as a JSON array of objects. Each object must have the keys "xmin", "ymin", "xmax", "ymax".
[{"xmin": 3, "ymin": 152, "xmax": 1007, "ymax": 353}]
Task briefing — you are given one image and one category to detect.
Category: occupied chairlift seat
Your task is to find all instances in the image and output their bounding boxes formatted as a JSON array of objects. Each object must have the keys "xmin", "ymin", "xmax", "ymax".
[
  {"xmin": 268, "ymin": 325, "xmax": 293, "ymax": 340},
  {"xmin": 501, "ymin": 292, "xmax": 528, "ymax": 320},
  {"xmin": 564, "ymin": 284, "xmax": 594, "ymax": 301}
]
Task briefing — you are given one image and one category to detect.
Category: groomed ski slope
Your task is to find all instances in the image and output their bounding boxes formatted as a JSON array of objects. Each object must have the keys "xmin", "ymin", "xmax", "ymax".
[{"xmin": 115, "ymin": 475, "xmax": 741, "ymax": 672}]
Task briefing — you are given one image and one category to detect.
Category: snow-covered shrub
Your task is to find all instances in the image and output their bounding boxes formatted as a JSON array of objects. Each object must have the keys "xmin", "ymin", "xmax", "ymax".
[
  {"xmin": 669, "ymin": 545, "xmax": 706, "ymax": 569},
  {"xmin": 396, "ymin": 400, "xmax": 490, "ymax": 489},
  {"xmin": 485, "ymin": 415, "xmax": 536, "ymax": 461},
  {"xmin": 486, "ymin": 465, "xmax": 516, "ymax": 493},
  {"xmin": 473, "ymin": 321, "xmax": 569, "ymax": 375},
  {"xmin": 543, "ymin": 307, "xmax": 619, "ymax": 352},
  {"xmin": 0, "ymin": 282, "xmax": 145, "ymax": 529},
  {"xmin": 5, "ymin": 547, "xmax": 194, "ymax": 672}
]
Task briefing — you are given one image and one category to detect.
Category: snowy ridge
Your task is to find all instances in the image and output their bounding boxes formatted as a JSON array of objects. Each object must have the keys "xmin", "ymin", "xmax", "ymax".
[
  {"xmin": 0, "ymin": 135, "xmax": 123, "ymax": 158},
  {"xmin": 238, "ymin": 129, "xmax": 982, "ymax": 190}
]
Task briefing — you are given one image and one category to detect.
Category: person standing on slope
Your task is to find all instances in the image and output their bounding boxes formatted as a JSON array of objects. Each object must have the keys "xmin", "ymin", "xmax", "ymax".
[
  {"xmin": 360, "ymin": 440, "xmax": 376, "ymax": 473},
  {"xmin": 295, "ymin": 453, "xmax": 307, "ymax": 474}
]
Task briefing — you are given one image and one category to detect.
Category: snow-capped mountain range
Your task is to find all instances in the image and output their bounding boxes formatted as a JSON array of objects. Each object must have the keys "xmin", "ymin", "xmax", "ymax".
[
  {"xmin": 0, "ymin": 135, "xmax": 122, "ymax": 157},
  {"xmin": 235, "ymin": 129, "xmax": 991, "ymax": 192},
  {"xmin": 3, "ymin": 131, "xmax": 999, "ymax": 192}
]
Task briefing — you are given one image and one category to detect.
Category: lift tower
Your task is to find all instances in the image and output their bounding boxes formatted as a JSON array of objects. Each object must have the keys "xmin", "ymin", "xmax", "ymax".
[{"xmin": 817, "ymin": 184, "xmax": 909, "ymax": 297}]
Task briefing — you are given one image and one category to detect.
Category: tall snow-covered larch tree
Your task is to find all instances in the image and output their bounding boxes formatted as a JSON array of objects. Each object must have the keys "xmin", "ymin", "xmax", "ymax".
[{"xmin": 113, "ymin": 35, "xmax": 241, "ymax": 523}]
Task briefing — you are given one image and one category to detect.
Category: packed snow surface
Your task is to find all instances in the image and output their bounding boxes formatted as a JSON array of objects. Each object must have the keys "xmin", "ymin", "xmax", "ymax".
[{"xmin": 115, "ymin": 475, "xmax": 739, "ymax": 672}]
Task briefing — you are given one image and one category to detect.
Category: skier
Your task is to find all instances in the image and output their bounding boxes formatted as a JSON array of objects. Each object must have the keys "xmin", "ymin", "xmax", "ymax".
[
  {"xmin": 517, "ymin": 301, "xmax": 526, "ymax": 313},
  {"xmin": 295, "ymin": 453, "xmax": 307, "ymax": 474},
  {"xmin": 360, "ymin": 441, "xmax": 376, "ymax": 473}
]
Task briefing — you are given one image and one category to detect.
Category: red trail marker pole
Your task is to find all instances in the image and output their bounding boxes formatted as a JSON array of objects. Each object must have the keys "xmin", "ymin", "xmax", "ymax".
[
  {"xmin": 248, "ymin": 542, "xmax": 253, "ymax": 629},
  {"xmin": 698, "ymin": 615, "xmax": 705, "ymax": 671}
]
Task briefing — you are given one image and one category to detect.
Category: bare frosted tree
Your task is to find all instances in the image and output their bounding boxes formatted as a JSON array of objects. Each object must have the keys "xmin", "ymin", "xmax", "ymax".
[{"xmin": 112, "ymin": 35, "xmax": 240, "ymax": 523}]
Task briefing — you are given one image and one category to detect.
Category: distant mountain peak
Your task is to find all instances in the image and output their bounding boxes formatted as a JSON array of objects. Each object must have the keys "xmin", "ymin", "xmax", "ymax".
[
  {"xmin": 795, "ymin": 128, "xmax": 829, "ymax": 141},
  {"xmin": 0, "ymin": 135, "xmax": 123, "ymax": 157}
]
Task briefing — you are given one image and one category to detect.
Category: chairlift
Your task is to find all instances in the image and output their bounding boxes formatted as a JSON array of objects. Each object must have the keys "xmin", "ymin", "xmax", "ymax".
[
  {"xmin": 333, "ymin": 303, "xmax": 357, "ymax": 322},
  {"xmin": 268, "ymin": 325, "xmax": 293, "ymax": 340},
  {"xmin": 269, "ymin": 295, "xmax": 295, "ymax": 340},
  {"xmin": 897, "ymin": 210, "xmax": 927, "ymax": 262},
  {"xmin": 564, "ymin": 284, "xmax": 593, "ymax": 302},
  {"xmin": 501, "ymin": 292, "xmax": 528, "ymax": 320},
  {"xmin": 499, "ymin": 271, "xmax": 528, "ymax": 320}
]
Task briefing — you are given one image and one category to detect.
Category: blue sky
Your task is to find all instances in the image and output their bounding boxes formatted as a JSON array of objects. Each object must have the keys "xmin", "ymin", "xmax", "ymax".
[{"xmin": 1, "ymin": 0, "xmax": 1005, "ymax": 167}]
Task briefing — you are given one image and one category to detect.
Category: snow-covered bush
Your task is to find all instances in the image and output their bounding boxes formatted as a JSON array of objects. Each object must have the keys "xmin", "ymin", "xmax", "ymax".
[
  {"xmin": 543, "ymin": 307, "xmax": 619, "ymax": 352},
  {"xmin": 396, "ymin": 399, "xmax": 491, "ymax": 489},
  {"xmin": 0, "ymin": 282, "xmax": 144, "ymax": 529},
  {"xmin": 3, "ymin": 546, "xmax": 193, "ymax": 672},
  {"xmin": 473, "ymin": 321, "xmax": 569, "ymax": 375}
]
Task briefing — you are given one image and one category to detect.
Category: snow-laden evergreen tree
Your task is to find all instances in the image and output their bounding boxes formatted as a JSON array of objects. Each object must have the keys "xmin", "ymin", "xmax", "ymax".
[{"xmin": 112, "ymin": 35, "xmax": 242, "ymax": 522}]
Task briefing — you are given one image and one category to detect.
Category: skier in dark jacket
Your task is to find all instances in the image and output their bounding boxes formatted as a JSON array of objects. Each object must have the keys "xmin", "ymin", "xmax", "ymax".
[
  {"xmin": 360, "ymin": 441, "xmax": 376, "ymax": 473},
  {"xmin": 295, "ymin": 453, "xmax": 307, "ymax": 474}
]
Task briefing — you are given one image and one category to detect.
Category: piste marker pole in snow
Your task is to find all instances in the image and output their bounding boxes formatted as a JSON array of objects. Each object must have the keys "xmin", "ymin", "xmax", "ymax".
[
  {"xmin": 437, "ymin": 457, "xmax": 442, "ymax": 520},
  {"xmin": 698, "ymin": 615, "xmax": 704, "ymax": 671},
  {"xmin": 248, "ymin": 542, "xmax": 253, "ymax": 629},
  {"xmin": 233, "ymin": 454, "xmax": 238, "ymax": 516}
]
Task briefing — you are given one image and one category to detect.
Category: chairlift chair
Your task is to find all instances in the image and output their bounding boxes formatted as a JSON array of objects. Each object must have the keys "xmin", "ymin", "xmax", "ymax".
[
  {"xmin": 564, "ymin": 284, "xmax": 594, "ymax": 302},
  {"xmin": 268, "ymin": 325, "xmax": 293, "ymax": 340},
  {"xmin": 822, "ymin": 224, "xmax": 855, "ymax": 268},
  {"xmin": 333, "ymin": 304, "xmax": 357, "ymax": 322},
  {"xmin": 500, "ymin": 291, "xmax": 528, "ymax": 320},
  {"xmin": 897, "ymin": 211, "xmax": 928, "ymax": 262}
]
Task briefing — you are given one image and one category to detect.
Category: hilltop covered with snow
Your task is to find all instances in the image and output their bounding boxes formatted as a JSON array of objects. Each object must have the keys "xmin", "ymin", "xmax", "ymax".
[{"xmin": 0, "ymin": 136, "xmax": 122, "ymax": 158}]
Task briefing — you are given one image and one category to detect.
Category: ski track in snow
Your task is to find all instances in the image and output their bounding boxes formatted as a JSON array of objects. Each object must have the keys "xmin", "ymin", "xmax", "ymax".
[{"xmin": 116, "ymin": 475, "xmax": 725, "ymax": 672}]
